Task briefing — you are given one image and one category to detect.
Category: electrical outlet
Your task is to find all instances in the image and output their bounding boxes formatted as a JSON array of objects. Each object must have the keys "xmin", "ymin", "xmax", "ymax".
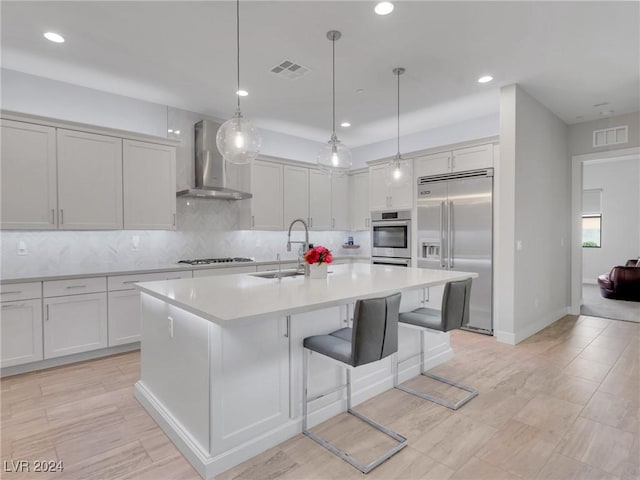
[
  {"xmin": 516, "ymin": 240, "xmax": 523, "ymax": 251},
  {"xmin": 168, "ymin": 316, "xmax": 174, "ymax": 338},
  {"xmin": 17, "ymin": 241, "xmax": 28, "ymax": 256}
]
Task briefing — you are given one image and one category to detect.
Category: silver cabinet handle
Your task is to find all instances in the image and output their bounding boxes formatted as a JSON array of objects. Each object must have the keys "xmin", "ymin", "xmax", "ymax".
[
  {"xmin": 440, "ymin": 201, "xmax": 446, "ymax": 268},
  {"xmin": 165, "ymin": 276, "xmax": 182, "ymax": 280},
  {"xmin": 447, "ymin": 156, "xmax": 451, "ymax": 171},
  {"xmin": 309, "ymin": 217, "xmax": 313, "ymax": 228},
  {"xmin": 65, "ymin": 284, "xmax": 87, "ymax": 289},
  {"xmin": 452, "ymin": 156, "xmax": 456, "ymax": 170},
  {"xmin": 173, "ymin": 213, "xmax": 176, "ymax": 226},
  {"xmin": 46, "ymin": 304, "xmax": 49, "ymax": 321},
  {"xmin": 284, "ymin": 315, "xmax": 291, "ymax": 338},
  {"xmin": 448, "ymin": 201, "xmax": 454, "ymax": 268},
  {"xmin": 251, "ymin": 215, "xmax": 255, "ymax": 227},
  {"xmin": 1, "ymin": 303, "xmax": 23, "ymax": 309},
  {"xmin": 122, "ymin": 280, "xmax": 141, "ymax": 284},
  {"xmin": 51, "ymin": 209, "xmax": 55, "ymax": 224},
  {"xmin": 60, "ymin": 209, "xmax": 64, "ymax": 225},
  {"xmin": 1, "ymin": 290, "xmax": 22, "ymax": 295}
]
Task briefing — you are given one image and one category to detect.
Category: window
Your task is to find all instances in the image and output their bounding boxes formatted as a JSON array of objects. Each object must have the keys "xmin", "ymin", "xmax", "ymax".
[
  {"xmin": 582, "ymin": 215, "xmax": 601, "ymax": 248},
  {"xmin": 582, "ymin": 188, "xmax": 602, "ymax": 248}
]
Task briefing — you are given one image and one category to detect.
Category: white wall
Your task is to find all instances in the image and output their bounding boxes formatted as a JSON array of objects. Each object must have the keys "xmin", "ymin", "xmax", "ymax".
[
  {"xmin": 350, "ymin": 113, "xmax": 499, "ymax": 167},
  {"xmin": 582, "ymin": 157, "xmax": 640, "ymax": 282},
  {"xmin": 497, "ymin": 84, "xmax": 571, "ymax": 344},
  {"xmin": 568, "ymin": 111, "xmax": 640, "ymax": 156}
]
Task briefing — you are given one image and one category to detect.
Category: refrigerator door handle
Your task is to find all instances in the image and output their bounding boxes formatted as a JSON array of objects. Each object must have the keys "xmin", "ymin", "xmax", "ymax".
[
  {"xmin": 448, "ymin": 201, "xmax": 454, "ymax": 268},
  {"xmin": 439, "ymin": 201, "xmax": 446, "ymax": 268}
]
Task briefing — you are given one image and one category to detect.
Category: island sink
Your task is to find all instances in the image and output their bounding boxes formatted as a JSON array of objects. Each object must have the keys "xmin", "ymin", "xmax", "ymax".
[{"xmin": 250, "ymin": 270, "xmax": 304, "ymax": 279}]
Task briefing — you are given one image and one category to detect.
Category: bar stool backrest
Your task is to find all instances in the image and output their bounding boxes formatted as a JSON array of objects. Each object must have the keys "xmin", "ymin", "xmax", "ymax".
[
  {"xmin": 351, "ymin": 293, "xmax": 401, "ymax": 367},
  {"xmin": 441, "ymin": 278, "xmax": 473, "ymax": 332}
]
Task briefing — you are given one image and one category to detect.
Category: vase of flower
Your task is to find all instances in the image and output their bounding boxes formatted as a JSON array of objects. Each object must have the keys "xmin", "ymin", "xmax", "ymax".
[{"xmin": 303, "ymin": 246, "xmax": 333, "ymax": 279}]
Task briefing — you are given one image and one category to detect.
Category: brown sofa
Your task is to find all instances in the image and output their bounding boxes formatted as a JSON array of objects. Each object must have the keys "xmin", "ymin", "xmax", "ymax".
[{"xmin": 598, "ymin": 259, "xmax": 640, "ymax": 301}]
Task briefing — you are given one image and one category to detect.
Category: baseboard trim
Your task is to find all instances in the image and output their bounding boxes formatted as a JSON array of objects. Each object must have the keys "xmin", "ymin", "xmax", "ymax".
[
  {"xmin": 494, "ymin": 330, "xmax": 516, "ymax": 345},
  {"xmin": 582, "ymin": 279, "xmax": 598, "ymax": 285},
  {"xmin": 1, "ymin": 343, "xmax": 140, "ymax": 377},
  {"xmin": 514, "ymin": 306, "xmax": 571, "ymax": 344}
]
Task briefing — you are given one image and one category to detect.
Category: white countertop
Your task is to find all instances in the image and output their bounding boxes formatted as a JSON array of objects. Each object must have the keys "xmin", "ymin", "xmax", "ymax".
[{"xmin": 136, "ymin": 263, "xmax": 479, "ymax": 325}]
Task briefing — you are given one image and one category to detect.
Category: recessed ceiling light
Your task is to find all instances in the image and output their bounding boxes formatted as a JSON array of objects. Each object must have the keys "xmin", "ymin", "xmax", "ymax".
[
  {"xmin": 477, "ymin": 75, "xmax": 493, "ymax": 84},
  {"xmin": 44, "ymin": 32, "xmax": 65, "ymax": 43},
  {"xmin": 174, "ymin": 130, "xmax": 181, "ymax": 135},
  {"xmin": 168, "ymin": 129, "xmax": 174, "ymax": 133},
  {"xmin": 236, "ymin": 90, "xmax": 248, "ymax": 97},
  {"xmin": 374, "ymin": 2, "xmax": 394, "ymax": 15},
  {"xmin": 340, "ymin": 122, "xmax": 351, "ymax": 128}
]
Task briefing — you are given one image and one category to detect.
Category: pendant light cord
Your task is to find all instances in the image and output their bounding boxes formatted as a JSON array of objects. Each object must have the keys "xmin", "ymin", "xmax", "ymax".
[
  {"xmin": 236, "ymin": 0, "xmax": 241, "ymax": 111},
  {"xmin": 332, "ymin": 36, "xmax": 336, "ymax": 136},
  {"xmin": 397, "ymin": 70, "xmax": 400, "ymax": 157}
]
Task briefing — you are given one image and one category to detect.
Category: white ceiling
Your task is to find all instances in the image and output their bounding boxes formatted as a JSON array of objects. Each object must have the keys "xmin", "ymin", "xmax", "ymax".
[{"xmin": 1, "ymin": 1, "xmax": 638, "ymax": 146}]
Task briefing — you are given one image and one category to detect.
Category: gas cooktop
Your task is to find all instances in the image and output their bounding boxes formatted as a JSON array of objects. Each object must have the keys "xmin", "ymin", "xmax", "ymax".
[{"xmin": 178, "ymin": 257, "xmax": 254, "ymax": 266}]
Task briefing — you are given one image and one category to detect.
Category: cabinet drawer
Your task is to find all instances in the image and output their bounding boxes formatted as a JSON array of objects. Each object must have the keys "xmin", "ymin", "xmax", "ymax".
[
  {"xmin": 43, "ymin": 277, "xmax": 106, "ymax": 298},
  {"xmin": 108, "ymin": 270, "xmax": 192, "ymax": 291},
  {"xmin": 192, "ymin": 266, "xmax": 257, "ymax": 278},
  {"xmin": 0, "ymin": 282, "xmax": 41, "ymax": 302},
  {"xmin": 256, "ymin": 262, "xmax": 298, "ymax": 272}
]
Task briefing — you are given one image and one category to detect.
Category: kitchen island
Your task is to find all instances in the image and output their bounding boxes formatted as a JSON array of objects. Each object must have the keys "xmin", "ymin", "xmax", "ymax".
[{"xmin": 134, "ymin": 263, "xmax": 478, "ymax": 479}]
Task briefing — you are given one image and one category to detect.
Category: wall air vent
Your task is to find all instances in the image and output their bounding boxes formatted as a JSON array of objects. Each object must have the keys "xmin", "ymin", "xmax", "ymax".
[
  {"xmin": 270, "ymin": 60, "xmax": 310, "ymax": 80},
  {"xmin": 593, "ymin": 126, "xmax": 628, "ymax": 147}
]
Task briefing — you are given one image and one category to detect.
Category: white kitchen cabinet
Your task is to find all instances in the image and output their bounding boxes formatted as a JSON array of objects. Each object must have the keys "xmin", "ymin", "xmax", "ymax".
[
  {"xmin": 309, "ymin": 170, "xmax": 332, "ymax": 230},
  {"xmin": 250, "ymin": 160, "xmax": 283, "ymax": 230},
  {"xmin": 1, "ymin": 120, "xmax": 58, "ymax": 230},
  {"xmin": 44, "ymin": 292, "xmax": 108, "ymax": 359},
  {"xmin": 1, "ymin": 299, "xmax": 43, "ymax": 367},
  {"xmin": 57, "ymin": 129, "xmax": 123, "ymax": 229},
  {"xmin": 123, "ymin": 140, "xmax": 177, "ymax": 230},
  {"xmin": 452, "ymin": 144, "xmax": 493, "ymax": 172},
  {"xmin": 283, "ymin": 165, "xmax": 309, "ymax": 230},
  {"xmin": 331, "ymin": 174, "xmax": 349, "ymax": 230},
  {"xmin": 414, "ymin": 152, "xmax": 452, "ymax": 178},
  {"xmin": 414, "ymin": 144, "xmax": 494, "ymax": 178},
  {"xmin": 349, "ymin": 172, "xmax": 370, "ymax": 230},
  {"xmin": 369, "ymin": 163, "xmax": 413, "ymax": 211}
]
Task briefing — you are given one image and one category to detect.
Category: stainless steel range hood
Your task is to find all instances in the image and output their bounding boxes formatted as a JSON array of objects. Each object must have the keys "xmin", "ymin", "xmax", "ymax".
[{"xmin": 177, "ymin": 120, "xmax": 252, "ymax": 200}]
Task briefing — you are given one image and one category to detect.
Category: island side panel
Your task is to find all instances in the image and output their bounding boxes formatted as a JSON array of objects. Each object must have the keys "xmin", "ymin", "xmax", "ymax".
[{"xmin": 138, "ymin": 293, "xmax": 211, "ymax": 454}]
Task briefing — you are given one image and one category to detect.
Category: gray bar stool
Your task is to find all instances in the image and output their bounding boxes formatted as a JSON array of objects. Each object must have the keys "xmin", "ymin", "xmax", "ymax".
[
  {"xmin": 302, "ymin": 293, "xmax": 407, "ymax": 474},
  {"xmin": 394, "ymin": 278, "xmax": 478, "ymax": 410}
]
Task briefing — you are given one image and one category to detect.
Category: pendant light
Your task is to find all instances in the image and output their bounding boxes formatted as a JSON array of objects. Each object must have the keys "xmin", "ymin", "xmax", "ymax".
[
  {"xmin": 317, "ymin": 30, "xmax": 352, "ymax": 176},
  {"xmin": 216, "ymin": 0, "xmax": 261, "ymax": 164},
  {"xmin": 386, "ymin": 67, "xmax": 410, "ymax": 186}
]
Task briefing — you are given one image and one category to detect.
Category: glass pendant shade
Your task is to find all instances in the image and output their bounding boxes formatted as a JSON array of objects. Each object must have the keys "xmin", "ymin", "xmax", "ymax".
[
  {"xmin": 317, "ymin": 135, "xmax": 352, "ymax": 175},
  {"xmin": 385, "ymin": 156, "xmax": 411, "ymax": 186},
  {"xmin": 216, "ymin": 112, "xmax": 262, "ymax": 165}
]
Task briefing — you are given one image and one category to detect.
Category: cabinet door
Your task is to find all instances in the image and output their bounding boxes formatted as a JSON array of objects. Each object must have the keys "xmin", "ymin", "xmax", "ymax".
[
  {"xmin": 452, "ymin": 144, "xmax": 493, "ymax": 172},
  {"xmin": 349, "ymin": 172, "xmax": 370, "ymax": 231},
  {"xmin": 44, "ymin": 292, "xmax": 108, "ymax": 359},
  {"xmin": 369, "ymin": 165, "xmax": 390, "ymax": 211},
  {"xmin": 57, "ymin": 129, "xmax": 123, "ymax": 229},
  {"xmin": 108, "ymin": 290, "xmax": 141, "ymax": 346},
  {"xmin": 250, "ymin": 160, "xmax": 283, "ymax": 230},
  {"xmin": 389, "ymin": 161, "xmax": 413, "ymax": 209},
  {"xmin": 283, "ymin": 165, "xmax": 309, "ymax": 230},
  {"xmin": 123, "ymin": 140, "xmax": 176, "ymax": 230},
  {"xmin": 331, "ymin": 174, "xmax": 349, "ymax": 230},
  {"xmin": 1, "ymin": 120, "xmax": 58, "ymax": 230},
  {"xmin": 414, "ymin": 152, "xmax": 451, "ymax": 178},
  {"xmin": 309, "ymin": 170, "xmax": 332, "ymax": 230},
  {"xmin": 1, "ymin": 299, "xmax": 43, "ymax": 367}
]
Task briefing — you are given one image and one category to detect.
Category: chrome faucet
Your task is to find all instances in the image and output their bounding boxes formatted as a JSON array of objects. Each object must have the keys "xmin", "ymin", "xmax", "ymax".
[
  {"xmin": 275, "ymin": 253, "xmax": 282, "ymax": 281},
  {"xmin": 286, "ymin": 218, "xmax": 310, "ymax": 276}
]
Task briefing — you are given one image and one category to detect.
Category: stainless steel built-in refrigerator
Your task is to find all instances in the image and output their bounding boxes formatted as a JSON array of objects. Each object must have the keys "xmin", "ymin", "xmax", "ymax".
[{"xmin": 417, "ymin": 169, "xmax": 493, "ymax": 334}]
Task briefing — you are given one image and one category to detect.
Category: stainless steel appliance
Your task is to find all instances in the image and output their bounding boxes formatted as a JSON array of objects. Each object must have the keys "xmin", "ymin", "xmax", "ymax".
[
  {"xmin": 176, "ymin": 120, "xmax": 252, "ymax": 200},
  {"xmin": 371, "ymin": 257, "xmax": 411, "ymax": 267},
  {"xmin": 371, "ymin": 210, "xmax": 412, "ymax": 260},
  {"xmin": 178, "ymin": 257, "xmax": 254, "ymax": 265},
  {"xmin": 417, "ymin": 169, "xmax": 493, "ymax": 334}
]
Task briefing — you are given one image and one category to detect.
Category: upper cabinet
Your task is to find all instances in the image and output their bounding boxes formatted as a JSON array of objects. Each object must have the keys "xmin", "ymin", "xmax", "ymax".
[
  {"xmin": 283, "ymin": 165, "xmax": 309, "ymax": 230},
  {"xmin": 349, "ymin": 172, "xmax": 369, "ymax": 231},
  {"xmin": 123, "ymin": 140, "xmax": 176, "ymax": 230},
  {"xmin": 57, "ymin": 129, "xmax": 123, "ymax": 229},
  {"xmin": 331, "ymin": 174, "xmax": 349, "ymax": 230},
  {"xmin": 1, "ymin": 113, "xmax": 178, "ymax": 231},
  {"xmin": 250, "ymin": 160, "xmax": 284, "ymax": 230},
  {"xmin": 415, "ymin": 143, "xmax": 494, "ymax": 178},
  {"xmin": 1, "ymin": 120, "xmax": 58, "ymax": 230},
  {"xmin": 369, "ymin": 163, "xmax": 413, "ymax": 211},
  {"xmin": 309, "ymin": 170, "xmax": 332, "ymax": 230}
]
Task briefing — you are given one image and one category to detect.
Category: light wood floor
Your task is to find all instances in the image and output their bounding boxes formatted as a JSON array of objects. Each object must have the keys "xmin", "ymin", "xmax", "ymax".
[{"xmin": 1, "ymin": 315, "xmax": 638, "ymax": 480}]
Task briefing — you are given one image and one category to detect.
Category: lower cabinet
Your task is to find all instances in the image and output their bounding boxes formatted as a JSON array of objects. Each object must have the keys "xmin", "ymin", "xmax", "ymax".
[
  {"xmin": 44, "ymin": 292, "xmax": 108, "ymax": 359},
  {"xmin": 108, "ymin": 290, "xmax": 141, "ymax": 346},
  {"xmin": 1, "ymin": 299, "xmax": 43, "ymax": 368}
]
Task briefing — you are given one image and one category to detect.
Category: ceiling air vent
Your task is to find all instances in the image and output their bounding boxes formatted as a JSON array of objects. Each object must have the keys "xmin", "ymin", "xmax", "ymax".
[
  {"xmin": 593, "ymin": 126, "xmax": 628, "ymax": 147},
  {"xmin": 270, "ymin": 60, "xmax": 310, "ymax": 80}
]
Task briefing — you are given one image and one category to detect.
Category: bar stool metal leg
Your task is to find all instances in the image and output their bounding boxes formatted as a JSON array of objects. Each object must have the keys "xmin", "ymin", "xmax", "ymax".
[{"xmin": 302, "ymin": 348, "xmax": 408, "ymax": 474}]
